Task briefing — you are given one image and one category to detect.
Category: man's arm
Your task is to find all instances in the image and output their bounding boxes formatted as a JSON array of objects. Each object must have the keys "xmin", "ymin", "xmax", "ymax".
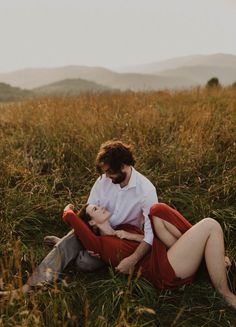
[
  {"xmin": 115, "ymin": 241, "xmax": 150, "ymax": 274},
  {"xmin": 116, "ymin": 188, "xmax": 158, "ymax": 274}
]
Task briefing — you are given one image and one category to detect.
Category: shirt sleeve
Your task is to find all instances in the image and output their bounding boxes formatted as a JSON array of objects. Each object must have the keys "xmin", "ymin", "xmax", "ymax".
[
  {"xmin": 142, "ymin": 188, "xmax": 158, "ymax": 245},
  {"xmin": 87, "ymin": 176, "xmax": 102, "ymax": 205}
]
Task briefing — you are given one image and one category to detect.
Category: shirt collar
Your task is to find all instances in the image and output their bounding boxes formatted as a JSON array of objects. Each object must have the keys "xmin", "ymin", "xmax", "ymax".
[{"xmin": 124, "ymin": 166, "xmax": 137, "ymax": 190}]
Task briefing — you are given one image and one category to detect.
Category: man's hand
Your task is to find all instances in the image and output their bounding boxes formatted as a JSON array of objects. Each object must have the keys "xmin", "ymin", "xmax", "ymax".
[
  {"xmin": 116, "ymin": 241, "xmax": 151, "ymax": 274},
  {"xmin": 115, "ymin": 255, "xmax": 136, "ymax": 275},
  {"xmin": 64, "ymin": 203, "xmax": 75, "ymax": 212}
]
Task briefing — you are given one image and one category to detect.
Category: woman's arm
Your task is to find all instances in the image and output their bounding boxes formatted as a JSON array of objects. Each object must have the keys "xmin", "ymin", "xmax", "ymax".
[
  {"xmin": 63, "ymin": 210, "xmax": 103, "ymax": 254},
  {"xmin": 63, "ymin": 210, "xmax": 140, "ymax": 267}
]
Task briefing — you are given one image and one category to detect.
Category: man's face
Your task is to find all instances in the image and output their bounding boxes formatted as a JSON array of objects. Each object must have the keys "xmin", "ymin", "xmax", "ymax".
[{"xmin": 102, "ymin": 163, "xmax": 127, "ymax": 184}]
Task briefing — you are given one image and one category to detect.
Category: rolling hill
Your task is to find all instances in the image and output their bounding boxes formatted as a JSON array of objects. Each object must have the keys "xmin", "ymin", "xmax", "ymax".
[
  {"xmin": 33, "ymin": 78, "xmax": 110, "ymax": 96},
  {"xmin": 0, "ymin": 66, "xmax": 113, "ymax": 90},
  {"xmin": 0, "ymin": 82, "xmax": 33, "ymax": 102},
  {"xmin": 0, "ymin": 54, "xmax": 236, "ymax": 92},
  {"xmin": 157, "ymin": 65, "xmax": 236, "ymax": 85},
  {"xmin": 117, "ymin": 53, "xmax": 236, "ymax": 74},
  {"xmin": 0, "ymin": 66, "xmax": 195, "ymax": 91}
]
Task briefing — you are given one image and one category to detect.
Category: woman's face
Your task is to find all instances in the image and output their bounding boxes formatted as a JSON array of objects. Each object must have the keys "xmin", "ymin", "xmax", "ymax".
[{"xmin": 86, "ymin": 204, "xmax": 111, "ymax": 225}]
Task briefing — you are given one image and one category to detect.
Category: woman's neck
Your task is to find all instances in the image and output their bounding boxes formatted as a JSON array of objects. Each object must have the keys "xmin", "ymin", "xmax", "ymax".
[{"xmin": 96, "ymin": 220, "xmax": 115, "ymax": 236}]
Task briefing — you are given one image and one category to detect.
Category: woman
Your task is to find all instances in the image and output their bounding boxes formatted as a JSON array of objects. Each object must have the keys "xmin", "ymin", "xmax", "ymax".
[
  {"xmin": 62, "ymin": 202, "xmax": 236, "ymax": 309},
  {"xmin": 1, "ymin": 203, "xmax": 235, "ymax": 309}
]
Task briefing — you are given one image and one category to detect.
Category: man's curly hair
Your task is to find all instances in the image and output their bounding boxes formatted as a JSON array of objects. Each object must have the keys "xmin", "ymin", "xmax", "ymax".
[{"xmin": 95, "ymin": 140, "xmax": 135, "ymax": 174}]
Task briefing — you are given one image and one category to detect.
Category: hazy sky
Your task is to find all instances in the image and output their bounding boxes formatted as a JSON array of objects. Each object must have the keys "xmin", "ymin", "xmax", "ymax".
[{"xmin": 1, "ymin": 0, "xmax": 236, "ymax": 72}]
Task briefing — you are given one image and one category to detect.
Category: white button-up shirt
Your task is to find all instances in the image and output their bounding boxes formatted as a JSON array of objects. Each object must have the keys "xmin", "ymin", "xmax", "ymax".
[{"xmin": 87, "ymin": 167, "xmax": 158, "ymax": 245}]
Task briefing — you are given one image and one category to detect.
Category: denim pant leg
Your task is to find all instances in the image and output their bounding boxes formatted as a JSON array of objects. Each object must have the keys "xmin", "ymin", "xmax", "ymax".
[
  {"xmin": 74, "ymin": 249, "xmax": 105, "ymax": 272},
  {"xmin": 27, "ymin": 230, "xmax": 82, "ymax": 286}
]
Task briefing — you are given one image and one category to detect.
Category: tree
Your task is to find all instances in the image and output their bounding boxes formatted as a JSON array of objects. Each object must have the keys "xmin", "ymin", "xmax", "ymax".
[
  {"xmin": 206, "ymin": 77, "xmax": 221, "ymax": 88},
  {"xmin": 232, "ymin": 81, "xmax": 236, "ymax": 88}
]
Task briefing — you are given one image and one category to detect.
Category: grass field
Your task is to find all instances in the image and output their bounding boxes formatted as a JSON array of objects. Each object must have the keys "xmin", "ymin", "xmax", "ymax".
[{"xmin": 0, "ymin": 87, "xmax": 236, "ymax": 326}]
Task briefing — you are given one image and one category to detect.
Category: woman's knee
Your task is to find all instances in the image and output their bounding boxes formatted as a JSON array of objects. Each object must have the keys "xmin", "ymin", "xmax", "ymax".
[
  {"xmin": 149, "ymin": 203, "xmax": 171, "ymax": 217},
  {"xmin": 201, "ymin": 217, "xmax": 222, "ymax": 233}
]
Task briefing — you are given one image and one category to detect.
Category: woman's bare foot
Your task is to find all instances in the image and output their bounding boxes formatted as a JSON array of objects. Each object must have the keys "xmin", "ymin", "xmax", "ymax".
[
  {"xmin": 223, "ymin": 292, "xmax": 236, "ymax": 309},
  {"xmin": 43, "ymin": 235, "xmax": 61, "ymax": 246},
  {"xmin": 225, "ymin": 256, "xmax": 232, "ymax": 269}
]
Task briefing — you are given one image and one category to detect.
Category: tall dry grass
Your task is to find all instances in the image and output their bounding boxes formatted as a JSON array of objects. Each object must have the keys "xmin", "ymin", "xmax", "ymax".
[{"xmin": 0, "ymin": 87, "xmax": 236, "ymax": 326}]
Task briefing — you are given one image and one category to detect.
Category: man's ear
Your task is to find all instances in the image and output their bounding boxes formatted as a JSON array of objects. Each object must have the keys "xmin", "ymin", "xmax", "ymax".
[
  {"xmin": 121, "ymin": 164, "xmax": 126, "ymax": 171},
  {"xmin": 88, "ymin": 220, "xmax": 96, "ymax": 226}
]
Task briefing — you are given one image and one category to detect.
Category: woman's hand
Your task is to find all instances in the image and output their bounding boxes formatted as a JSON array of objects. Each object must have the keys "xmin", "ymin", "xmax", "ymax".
[
  {"xmin": 115, "ymin": 230, "xmax": 131, "ymax": 240},
  {"xmin": 115, "ymin": 230, "xmax": 143, "ymax": 242},
  {"xmin": 63, "ymin": 203, "xmax": 75, "ymax": 212}
]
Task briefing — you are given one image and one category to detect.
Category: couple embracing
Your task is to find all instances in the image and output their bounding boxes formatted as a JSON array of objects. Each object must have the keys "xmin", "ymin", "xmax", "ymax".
[{"xmin": 2, "ymin": 140, "xmax": 236, "ymax": 309}]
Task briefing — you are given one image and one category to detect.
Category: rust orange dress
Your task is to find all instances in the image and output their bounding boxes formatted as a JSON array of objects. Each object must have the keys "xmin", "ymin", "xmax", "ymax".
[{"xmin": 63, "ymin": 203, "xmax": 194, "ymax": 290}]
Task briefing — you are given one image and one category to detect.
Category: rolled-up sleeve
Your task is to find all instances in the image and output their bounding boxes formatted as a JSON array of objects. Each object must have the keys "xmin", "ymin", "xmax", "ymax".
[{"xmin": 142, "ymin": 189, "xmax": 158, "ymax": 245}]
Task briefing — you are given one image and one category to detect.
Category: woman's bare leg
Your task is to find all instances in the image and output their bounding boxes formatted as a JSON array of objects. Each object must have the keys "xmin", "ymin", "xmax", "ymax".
[
  {"xmin": 153, "ymin": 216, "xmax": 231, "ymax": 268},
  {"xmin": 166, "ymin": 218, "xmax": 236, "ymax": 308}
]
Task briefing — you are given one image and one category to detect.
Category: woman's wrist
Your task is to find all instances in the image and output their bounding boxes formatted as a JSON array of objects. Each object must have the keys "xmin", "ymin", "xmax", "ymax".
[{"xmin": 131, "ymin": 234, "xmax": 144, "ymax": 242}]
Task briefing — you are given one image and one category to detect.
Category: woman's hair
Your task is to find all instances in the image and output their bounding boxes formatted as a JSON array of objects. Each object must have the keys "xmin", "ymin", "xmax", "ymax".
[
  {"xmin": 78, "ymin": 204, "xmax": 91, "ymax": 226},
  {"xmin": 95, "ymin": 140, "xmax": 135, "ymax": 174},
  {"xmin": 78, "ymin": 204, "xmax": 99, "ymax": 235}
]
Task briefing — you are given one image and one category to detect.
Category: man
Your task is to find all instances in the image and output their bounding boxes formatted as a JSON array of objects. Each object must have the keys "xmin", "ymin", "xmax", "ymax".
[
  {"xmin": 86, "ymin": 140, "xmax": 158, "ymax": 273},
  {"xmin": 8, "ymin": 140, "xmax": 158, "ymax": 293}
]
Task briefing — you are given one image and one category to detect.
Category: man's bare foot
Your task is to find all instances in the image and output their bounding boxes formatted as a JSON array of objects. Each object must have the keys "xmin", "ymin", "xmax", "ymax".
[
  {"xmin": 225, "ymin": 256, "xmax": 232, "ymax": 269},
  {"xmin": 44, "ymin": 235, "xmax": 61, "ymax": 246}
]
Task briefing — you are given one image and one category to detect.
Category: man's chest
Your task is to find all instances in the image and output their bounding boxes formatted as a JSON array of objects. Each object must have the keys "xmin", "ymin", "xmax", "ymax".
[{"xmin": 98, "ymin": 187, "xmax": 143, "ymax": 224}]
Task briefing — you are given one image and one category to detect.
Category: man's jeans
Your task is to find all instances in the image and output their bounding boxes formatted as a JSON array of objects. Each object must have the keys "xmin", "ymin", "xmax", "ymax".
[{"xmin": 27, "ymin": 230, "xmax": 104, "ymax": 287}]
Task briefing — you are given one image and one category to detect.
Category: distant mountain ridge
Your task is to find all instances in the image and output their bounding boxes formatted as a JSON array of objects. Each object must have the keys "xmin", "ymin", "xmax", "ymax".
[
  {"xmin": 117, "ymin": 53, "xmax": 236, "ymax": 74},
  {"xmin": 116, "ymin": 53, "xmax": 236, "ymax": 86},
  {"xmin": 0, "ymin": 79, "xmax": 111, "ymax": 102},
  {"xmin": 157, "ymin": 65, "xmax": 236, "ymax": 85},
  {"xmin": 0, "ymin": 66, "xmax": 113, "ymax": 90},
  {"xmin": 0, "ymin": 82, "xmax": 33, "ymax": 102},
  {"xmin": 0, "ymin": 65, "xmax": 196, "ymax": 91},
  {"xmin": 34, "ymin": 78, "xmax": 110, "ymax": 96},
  {"xmin": 0, "ymin": 53, "xmax": 236, "ymax": 94}
]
